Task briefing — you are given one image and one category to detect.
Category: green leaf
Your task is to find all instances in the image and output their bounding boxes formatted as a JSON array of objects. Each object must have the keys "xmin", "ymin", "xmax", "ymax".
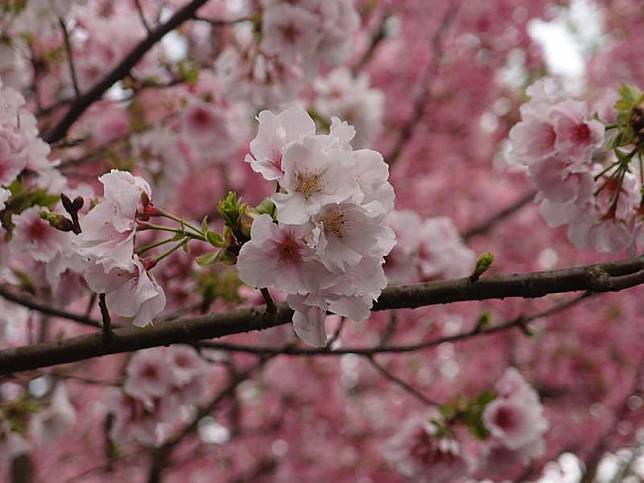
[
  {"xmin": 195, "ymin": 251, "xmax": 219, "ymax": 267},
  {"xmin": 439, "ymin": 404, "xmax": 457, "ymax": 421},
  {"xmin": 206, "ymin": 230, "xmax": 226, "ymax": 247},
  {"xmin": 255, "ymin": 198, "xmax": 276, "ymax": 217}
]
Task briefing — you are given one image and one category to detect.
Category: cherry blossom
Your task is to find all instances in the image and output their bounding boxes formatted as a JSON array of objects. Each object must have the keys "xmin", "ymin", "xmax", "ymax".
[
  {"xmin": 383, "ymin": 416, "xmax": 468, "ymax": 483},
  {"xmin": 31, "ymin": 384, "xmax": 76, "ymax": 443},
  {"xmin": 76, "ymin": 170, "xmax": 151, "ymax": 272},
  {"xmin": 236, "ymin": 214, "xmax": 331, "ymax": 295},
  {"xmin": 483, "ymin": 368, "xmax": 549, "ymax": 460},
  {"xmin": 245, "ymin": 107, "xmax": 316, "ymax": 181},
  {"xmin": 10, "ymin": 207, "xmax": 71, "ymax": 263},
  {"xmin": 237, "ymin": 107, "xmax": 395, "ymax": 346},
  {"xmin": 0, "ymin": 1, "xmax": 642, "ymax": 481},
  {"xmin": 84, "ymin": 256, "xmax": 166, "ymax": 327}
]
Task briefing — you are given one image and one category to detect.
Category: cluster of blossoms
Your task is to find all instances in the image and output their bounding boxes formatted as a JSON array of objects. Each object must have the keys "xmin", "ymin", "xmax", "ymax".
[
  {"xmin": 238, "ymin": 107, "xmax": 395, "ymax": 346},
  {"xmin": 75, "ymin": 170, "xmax": 166, "ymax": 326},
  {"xmin": 103, "ymin": 346, "xmax": 209, "ymax": 447},
  {"xmin": 384, "ymin": 368, "xmax": 548, "ymax": 482},
  {"xmin": 0, "ymin": 382, "xmax": 76, "ymax": 460},
  {"xmin": 0, "ymin": 78, "xmax": 54, "ymax": 205},
  {"xmin": 508, "ymin": 78, "xmax": 643, "ymax": 253},
  {"xmin": 312, "ymin": 67, "xmax": 385, "ymax": 149},
  {"xmin": 0, "ymin": 76, "xmax": 92, "ymax": 311},
  {"xmin": 216, "ymin": 0, "xmax": 359, "ymax": 105},
  {"xmin": 385, "ymin": 210, "xmax": 475, "ymax": 284}
]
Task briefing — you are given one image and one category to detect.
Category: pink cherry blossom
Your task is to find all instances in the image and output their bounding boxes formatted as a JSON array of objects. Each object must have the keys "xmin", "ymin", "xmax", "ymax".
[
  {"xmin": 418, "ymin": 217, "xmax": 475, "ymax": 280},
  {"xmin": 124, "ymin": 348, "xmax": 176, "ymax": 406},
  {"xmin": 483, "ymin": 368, "xmax": 548, "ymax": 459},
  {"xmin": 273, "ymin": 135, "xmax": 356, "ymax": 224},
  {"xmin": 260, "ymin": 4, "xmax": 321, "ymax": 68},
  {"xmin": 551, "ymin": 100, "xmax": 604, "ymax": 170},
  {"xmin": 383, "ymin": 416, "xmax": 468, "ymax": 483},
  {"xmin": 76, "ymin": 170, "xmax": 151, "ymax": 271},
  {"xmin": 245, "ymin": 107, "xmax": 316, "ymax": 181},
  {"xmin": 10, "ymin": 206, "xmax": 71, "ymax": 263},
  {"xmin": 84, "ymin": 256, "xmax": 166, "ymax": 327},
  {"xmin": 236, "ymin": 214, "xmax": 331, "ymax": 295},
  {"xmin": 31, "ymin": 384, "xmax": 76, "ymax": 443}
]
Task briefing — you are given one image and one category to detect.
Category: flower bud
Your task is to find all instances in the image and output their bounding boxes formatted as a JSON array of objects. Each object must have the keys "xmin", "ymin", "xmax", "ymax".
[
  {"xmin": 470, "ymin": 252, "xmax": 494, "ymax": 281},
  {"xmin": 40, "ymin": 210, "xmax": 74, "ymax": 232}
]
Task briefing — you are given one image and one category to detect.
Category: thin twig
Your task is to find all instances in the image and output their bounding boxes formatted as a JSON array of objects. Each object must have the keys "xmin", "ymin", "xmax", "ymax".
[
  {"xmin": 462, "ymin": 190, "xmax": 537, "ymax": 241},
  {"xmin": 58, "ymin": 18, "xmax": 81, "ymax": 97},
  {"xmin": 260, "ymin": 288, "xmax": 276, "ymax": 315},
  {"xmin": 385, "ymin": 2, "xmax": 460, "ymax": 166},
  {"xmin": 134, "ymin": 0, "xmax": 152, "ymax": 33},
  {"xmin": 0, "ymin": 286, "xmax": 100, "ymax": 328},
  {"xmin": 99, "ymin": 294, "xmax": 112, "ymax": 342},
  {"xmin": 44, "ymin": 0, "xmax": 210, "ymax": 144},
  {"xmin": 366, "ymin": 355, "xmax": 440, "ymax": 406}
]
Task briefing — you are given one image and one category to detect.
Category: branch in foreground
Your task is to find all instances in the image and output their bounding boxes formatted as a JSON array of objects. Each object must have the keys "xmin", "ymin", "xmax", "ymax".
[
  {"xmin": 198, "ymin": 292, "xmax": 594, "ymax": 356},
  {"xmin": 0, "ymin": 256, "xmax": 642, "ymax": 375},
  {"xmin": 44, "ymin": 0, "xmax": 209, "ymax": 144}
]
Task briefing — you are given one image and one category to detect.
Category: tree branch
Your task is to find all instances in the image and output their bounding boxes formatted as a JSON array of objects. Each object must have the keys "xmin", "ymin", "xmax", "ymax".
[
  {"xmin": 58, "ymin": 18, "xmax": 81, "ymax": 98},
  {"xmin": 462, "ymin": 189, "xmax": 537, "ymax": 241},
  {"xmin": 44, "ymin": 0, "xmax": 210, "ymax": 144},
  {"xmin": 366, "ymin": 356, "xmax": 440, "ymax": 406},
  {"xmin": 385, "ymin": 2, "xmax": 460, "ymax": 166},
  {"xmin": 199, "ymin": 292, "xmax": 593, "ymax": 356},
  {"xmin": 0, "ymin": 286, "xmax": 100, "ymax": 328},
  {"xmin": 0, "ymin": 256, "xmax": 642, "ymax": 375}
]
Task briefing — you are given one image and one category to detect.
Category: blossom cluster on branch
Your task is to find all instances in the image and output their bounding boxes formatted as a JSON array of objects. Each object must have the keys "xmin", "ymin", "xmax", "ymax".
[
  {"xmin": 238, "ymin": 107, "xmax": 395, "ymax": 346},
  {"xmin": 508, "ymin": 78, "xmax": 644, "ymax": 253},
  {"xmin": 0, "ymin": 0, "xmax": 642, "ymax": 481}
]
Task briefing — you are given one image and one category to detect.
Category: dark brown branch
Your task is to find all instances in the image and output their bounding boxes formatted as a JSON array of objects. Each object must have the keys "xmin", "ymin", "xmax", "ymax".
[
  {"xmin": 99, "ymin": 294, "xmax": 112, "ymax": 342},
  {"xmin": 353, "ymin": 12, "xmax": 390, "ymax": 73},
  {"xmin": 44, "ymin": 0, "xmax": 210, "ymax": 144},
  {"xmin": 0, "ymin": 286, "xmax": 100, "ymax": 328},
  {"xmin": 199, "ymin": 292, "xmax": 594, "ymax": 356},
  {"xmin": 0, "ymin": 256, "xmax": 642, "ymax": 375},
  {"xmin": 58, "ymin": 18, "xmax": 81, "ymax": 98}
]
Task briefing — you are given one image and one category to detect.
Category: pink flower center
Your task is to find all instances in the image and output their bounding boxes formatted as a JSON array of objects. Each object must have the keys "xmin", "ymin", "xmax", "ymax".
[
  {"xmin": 572, "ymin": 123, "xmax": 591, "ymax": 142},
  {"xmin": 280, "ymin": 23, "xmax": 300, "ymax": 43},
  {"xmin": 493, "ymin": 405, "xmax": 520, "ymax": 431},
  {"xmin": 141, "ymin": 364, "xmax": 160, "ymax": 382},
  {"xmin": 275, "ymin": 233, "xmax": 303, "ymax": 264},
  {"xmin": 27, "ymin": 217, "xmax": 49, "ymax": 241},
  {"xmin": 175, "ymin": 355, "xmax": 190, "ymax": 368},
  {"xmin": 189, "ymin": 107, "xmax": 214, "ymax": 131},
  {"xmin": 409, "ymin": 428, "xmax": 457, "ymax": 466}
]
